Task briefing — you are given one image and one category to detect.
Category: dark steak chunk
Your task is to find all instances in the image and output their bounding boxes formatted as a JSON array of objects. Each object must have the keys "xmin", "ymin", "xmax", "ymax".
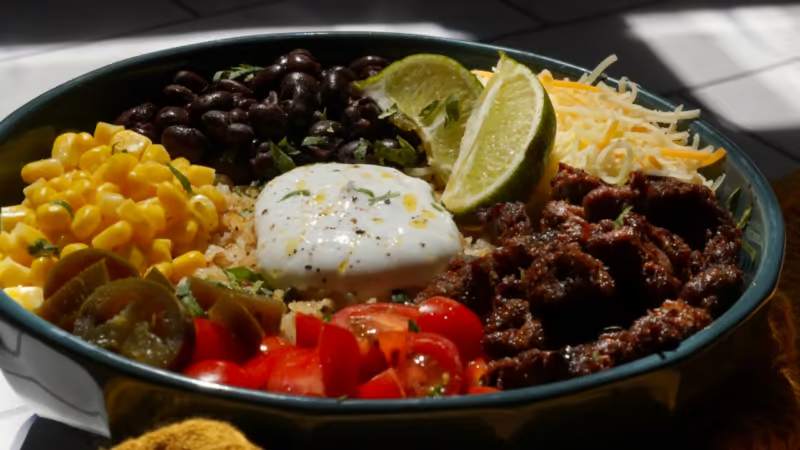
[
  {"xmin": 486, "ymin": 348, "xmax": 567, "ymax": 389},
  {"xmin": 478, "ymin": 201, "xmax": 534, "ymax": 244},
  {"xmin": 680, "ymin": 264, "xmax": 743, "ymax": 314},
  {"xmin": 551, "ymin": 163, "xmax": 603, "ymax": 204}
]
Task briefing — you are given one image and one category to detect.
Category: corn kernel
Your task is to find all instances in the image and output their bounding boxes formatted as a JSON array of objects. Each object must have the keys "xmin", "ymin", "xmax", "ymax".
[
  {"xmin": 30, "ymin": 256, "xmax": 57, "ymax": 286},
  {"xmin": 109, "ymin": 130, "xmax": 151, "ymax": 158},
  {"xmin": 79, "ymin": 145, "xmax": 112, "ymax": 172},
  {"xmin": 93, "ymin": 122, "xmax": 124, "ymax": 145},
  {"xmin": 3, "ymin": 286, "xmax": 44, "ymax": 311},
  {"xmin": 126, "ymin": 245, "xmax": 147, "ymax": 273},
  {"xmin": 35, "ymin": 203, "xmax": 72, "ymax": 234},
  {"xmin": 152, "ymin": 262, "xmax": 173, "ymax": 280},
  {"xmin": 171, "ymin": 157, "xmax": 191, "ymax": 171},
  {"xmin": 141, "ymin": 144, "xmax": 171, "ymax": 164},
  {"xmin": 1, "ymin": 205, "xmax": 36, "ymax": 232},
  {"xmin": 196, "ymin": 185, "xmax": 227, "ymax": 212},
  {"xmin": 71, "ymin": 204, "xmax": 102, "ymax": 240},
  {"xmin": 57, "ymin": 189, "xmax": 85, "ymax": 211},
  {"xmin": 0, "ymin": 257, "xmax": 32, "ymax": 288},
  {"xmin": 186, "ymin": 165, "xmax": 215, "ymax": 186},
  {"xmin": 47, "ymin": 175, "xmax": 70, "ymax": 191},
  {"xmin": 170, "ymin": 219, "xmax": 198, "ymax": 247},
  {"xmin": 91, "ymin": 220, "xmax": 133, "ymax": 250},
  {"xmin": 139, "ymin": 201, "xmax": 166, "ymax": 233},
  {"xmin": 117, "ymin": 199, "xmax": 154, "ymax": 246},
  {"xmin": 51, "ymin": 132, "xmax": 81, "ymax": 170},
  {"xmin": 149, "ymin": 238, "xmax": 172, "ymax": 263},
  {"xmin": 98, "ymin": 191, "xmax": 125, "ymax": 222},
  {"xmin": 156, "ymin": 181, "xmax": 188, "ymax": 220},
  {"xmin": 62, "ymin": 242, "xmax": 88, "ymax": 257},
  {"xmin": 100, "ymin": 153, "xmax": 138, "ymax": 185},
  {"xmin": 12, "ymin": 222, "xmax": 47, "ymax": 249},
  {"xmin": 97, "ymin": 182, "xmax": 120, "ymax": 194},
  {"xmin": 21, "ymin": 158, "xmax": 64, "ymax": 183},
  {"xmin": 23, "ymin": 179, "xmax": 56, "ymax": 207},
  {"xmin": 129, "ymin": 161, "xmax": 172, "ymax": 186},
  {"xmin": 188, "ymin": 194, "xmax": 219, "ymax": 232},
  {"xmin": 171, "ymin": 250, "xmax": 206, "ymax": 282},
  {"xmin": 0, "ymin": 232, "xmax": 14, "ymax": 256}
]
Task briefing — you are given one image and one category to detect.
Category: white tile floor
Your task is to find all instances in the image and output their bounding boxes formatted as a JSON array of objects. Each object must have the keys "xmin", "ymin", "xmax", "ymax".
[{"xmin": 1, "ymin": 0, "xmax": 799, "ymax": 448}]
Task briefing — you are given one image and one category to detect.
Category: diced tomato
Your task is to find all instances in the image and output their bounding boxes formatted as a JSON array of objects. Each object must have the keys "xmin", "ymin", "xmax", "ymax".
[
  {"xmin": 467, "ymin": 386, "xmax": 500, "ymax": 395},
  {"xmin": 418, "ymin": 296, "xmax": 484, "ymax": 362},
  {"xmin": 332, "ymin": 303, "xmax": 420, "ymax": 338},
  {"xmin": 397, "ymin": 332, "xmax": 463, "ymax": 397},
  {"xmin": 190, "ymin": 318, "xmax": 246, "ymax": 363},
  {"xmin": 464, "ymin": 358, "xmax": 489, "ymax": 391},
  {"xmin": 377, "ymin": 330, "xmax": 408, "ymax": 368},
  {"xmin": 318, "ymin": 323, "xmax": 361, "ymax": 397},
  {"xmin": 258, "ymin": 335, "xmax": 290, "ymax": 354},
  {"xmin": 184, "ymin": 359, "xmax": 253, "ymax": 388},
  {"xmin": 265, "ymin": 347, "xmax": 325, "ymax": 396},
  {"xmin": 295, "ymin": 313, "xmax": 324, "ymax": 348},
  {"xmin": 355, "ymin": 368, "xmax": 406, "ymax": 399},
  {"xmin": 333, "ymin": 303, "xmax": 420, "ymax": 381},
  {"xmin": 243, "ymin": 345, "xmax": 294, "ymax": 389}
]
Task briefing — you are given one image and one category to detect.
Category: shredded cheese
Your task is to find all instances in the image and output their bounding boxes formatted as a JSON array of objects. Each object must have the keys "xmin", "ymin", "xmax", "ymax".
[{"xmin": 537, "ymin": 56, "xmax": 724, "ymax": 186}]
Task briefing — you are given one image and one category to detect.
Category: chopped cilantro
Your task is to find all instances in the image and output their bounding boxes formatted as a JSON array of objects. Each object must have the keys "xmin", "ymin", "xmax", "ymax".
[
  {"xmin": 277, "ymin": 137, "xmax": 301, "ymax": 156},
  {"xmin": 612, "ymin": 205, "xmax": 633, "ymax": 229},
  {"xmin": 279, "ymin": 190, "xmax": 311, "ymax": 202},
  {"xmin": 270, "ymin": 141, "xmax": 296, "ymax": 174},
  {"xmin": 322, "ymin": 311, "xmax": 332, "ymax": 323},
  {"xmin": 369, "ymin": 191, "xmax": 400, "ymax": 206},
  {"xmin": 378, "ymin": 103, "xmax": 399, "ymax": 119},
  {"xmin": 212, "ymin": 63, "xmax": 264, "ymax": 82},
  {"xmin": 166, "ymin": 163, "xmax": 193, "ymax": 194},
  {"xmin": 354, "ymin": 187, "xmax": 376, "ymax": 198},
  {"xmin": 175, "ymin": 279, "xmax": 204, "ymax": 317},
  {"xmin": 737, "ymin": 205, "xmax": 752, "ymax": 230},
  {"xmin": 223, "ymin": 266, "xmax": 263, "ymax": 283},
  {"xmin": 352, "ymin": 139, "xmax": 369, "ymax": 162},
  {"xmin": 431, "ymin": 202, "xmax": 445, "ymax": 213},
  {"xmin": 374, "ymin": 136, "xmax": 418, "ymax": 168},
  {"xmin": 302, "ymin": 136, "xmax": 330, "ymax": 147},
  {"xmin": 27, "ymin": 239, "xmax": 59, "ymax": 257},
  {"xmin": 390, "ymin": 290, "xmax": 410, "ymax": 304},
  {"xmin": 418, "ymin": 99, "xmax": 441, "ymax": 124},
  {"xmin": 408, "ymin": 319, "xmax": 420, "ymax": 333},
  {"xmin": 50, "ymin": 200, "xmax": 74, "ymax": 218},
  {"xmin": 726, "ymin": 187, "xmax": 741, "ymax": 212}
]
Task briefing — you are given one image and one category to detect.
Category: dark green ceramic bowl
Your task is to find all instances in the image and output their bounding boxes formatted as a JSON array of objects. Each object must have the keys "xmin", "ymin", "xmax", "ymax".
[{"xmin": 0, "ymin": 33, "xmax": 785, "ymax": 449}]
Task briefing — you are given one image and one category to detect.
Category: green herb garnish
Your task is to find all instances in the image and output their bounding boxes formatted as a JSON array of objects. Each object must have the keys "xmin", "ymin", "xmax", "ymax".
[
  {"xmin": 301, "ymin": 136, "xmax": 330, "ymax": 147},
  {"xmin": 369, "ymin": 191, "xmax": 400, "ymax": 206},
  {"xmin": 391, "ymin": 290, "xmax": 410, "ymax": 304},
  {"xmin": 50, "ymin": 200, "xmax": 73, "ymax": 218},
  {"xmin": 613, "ymin": 205, "xmax": 633, "ymax": 229},
  {"xmin": 279, "ymin": 190, "xmax": 311, "ymax": 202},
  {"xmin": 431, "ymin": 202, "xmax": 445, "ymax": 212},
  {"xmin": 166, "ymin": 163, "xmax": 193, "ymax": 194},
  {"xmin": 408, "ymin": 319, "xmax": 420, "ymax": 333},
  {"xmin": 742, "ymin": 239, "xmax": 758, "ymax": 262},
  {"xmin": 278, "ymin": 137, "xmax": 301, "ymax": 156},
  {"xmin": 175, "ymin": 279, "xmax": 204, "ymax": 317},
  {"xmin": 419, "ymin": 99, "xmax": 441, "ymax": 124},
  {"xmin": 444, "ymin": 94, "xmax": 460, "ymax": 127},
  {"xmin": 212, "ymin": 63, "xmax": 264, "ymax": 82},
  {"xmin": 726, "ymin": 187, "xmax": 741, "ymax": 212},
  {"xmin": 27, "ymin": 238, "xmax": 59, "ymax": 257},
  {"xmin": 374, "ymin": 136, "xmax": 418, "ymax": 168},
  {"xmin": 354, "ymin": 187, "xmax": 375, "ymax": 198},
  {"xmin": 352, "ymin": 139, "xmax": 369, "ymax": 162},
  {"xmin": 322, "ymin": 311, "xmax": 332, "ymax": 323},
  {"xmin": 378, "ymin": 103, "xmax": 399, "ymax": 119},
  {"xmin": 270, "ymin": 141, "xmax": 296, "ymax": 174},
  {"xmin": 224, "ymin": 266, "xmax": 263, "ymax": 283}
]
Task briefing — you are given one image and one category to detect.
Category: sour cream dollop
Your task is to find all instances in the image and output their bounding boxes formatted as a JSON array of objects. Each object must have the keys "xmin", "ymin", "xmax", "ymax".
[{"xmin": 254, "ymin": 163, "xmax": 462, "ymax": 301}]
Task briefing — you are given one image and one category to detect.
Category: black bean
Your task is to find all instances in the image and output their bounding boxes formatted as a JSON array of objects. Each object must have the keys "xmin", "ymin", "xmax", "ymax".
[
  {"xmin": 274, "ymin": 54, "xmax": 290, "ymax": 66},
  {"xmin": 236, "ymin": 97, "xmax": 256, "ymax": 110},
  {"xmin": 173, "ymin": 70, "xmax": 208, "ymax": 93},
  {"xmin": 356, "ymin": 98, "xmax": 381, "ymax": 122},
  {"xmin": 117, "ymin": 102, "xmax": 157, "ymax": 126},
  {"xmin": 154, "ymin": 106, "xmax": 190, "ymax": 129},
  {"xmin": 282, "ymin": 98, "xmax": 312, "ymax": 130},
  {"xmin": 213, "ymin": 152, "xmax": 253, "ymax": 185},
  {"xmin": 214, "ymin": 79, "xmax": 254, "ymax": 96},
  {"xmin": 229, "ymin": 108, "xmax": 248, "ymax": 123},
  {"xmin": 250, "ymin": 150, "xmax": 275, "ymax": 179},
  {"xmin": 361, "ymin": 65, "xmax": 384, "ymax": 79},
  {"xmin": 320, "ymin": 66, "xmax": 356, "ymax": 111},
  {"xmin": 227, "ymin": 123, "xmax": 255, "ymax": 146},
  {"xmin": 248, "ymin": 102, "xmax": 288, "ymax": 140},
  {"xmin": 349, "ymin": 55, "xmax": 389, "ymax": 78},
  {"xmin": 200, "ymin": 110, "xmax": 230, "ymax": 143},
  {"xmin": 190, "ymin": 91, "xmax": 234, "ymax": 119},
  {"xmin": 161, "ymin": 125, "xmax": 208, "ymax": 161},
  {"xmin": 162, "ymin": 84, "xmax": 196, "ymax": 106},
  {"xmin": 285, "ymin": 52, "xmax": 321, "ymax": 75},
  {"xmin": 279, "ymin": 72, "xmax": 319, "ymax": 100},
  {"xmin": 288, "ymin": 48, "xmax": 313, "ymax": 57},
  {"xmin": 309, "ymin": 120, "xmax": 344, "ymax": 138},
  {"xmin": 131, "ymin": 123, "xmax": 158, "ymax": 141},
  {"xmin": 248, "ymin": 65, "xmax": 286, "ymax": 97}
]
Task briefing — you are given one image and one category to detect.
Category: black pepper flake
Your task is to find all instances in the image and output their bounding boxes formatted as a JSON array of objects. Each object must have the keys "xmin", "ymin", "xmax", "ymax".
[
  {"xmin": 420, "ymin": 242, "xmax": 426, "ymax": 248},
  {"xmin": 322, "ymin": 277, "xmax": 328, "ymax": 283},
  {"xmin": 315, "ymin": 268, "xmax": 321, "ymax": 273},
  {"xmin": 376, "ymin": 236, "xmax": 381, "ymax": 240},
  {"xmin": 305, "ymin": 265, "xmax": 312, "ymax": 271},
  {"xmin": 261, "ymin": 209, "xmax": 268, "ymax": 216},
  {"xmin": 384, "ymin": 199, "xmax": 391, "ymax": 205},
  {"xmin": 355, "ymin": 229, "xmax": 366, "ymax": 235},
  {"xmin": 386, "ymin": 252, "xmax": 391, "ymax": 257},
  {"xmin": 352, "ymin": 196, "xmax": 358, "ymax": 202},
  {"xmin": 350, "ymin": 218, "xmax": 357, "ymax": 224}
]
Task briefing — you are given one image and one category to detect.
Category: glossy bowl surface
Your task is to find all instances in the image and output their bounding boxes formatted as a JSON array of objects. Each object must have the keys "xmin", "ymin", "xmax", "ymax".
[{"xmin": 0, "ymin": 32, "xmax": 785, "ymax": 448}]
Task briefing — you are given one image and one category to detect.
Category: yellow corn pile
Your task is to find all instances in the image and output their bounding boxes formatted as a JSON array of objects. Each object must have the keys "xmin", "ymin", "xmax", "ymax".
[{"xmin": 0, "ymin": 123, "xmax": 226, "ymax": 305}]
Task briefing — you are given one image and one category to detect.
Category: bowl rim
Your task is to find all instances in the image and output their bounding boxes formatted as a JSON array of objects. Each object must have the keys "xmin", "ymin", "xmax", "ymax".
[{"xmin": 0, "ymin": 31, "xmax": 785, "ymax": 414}]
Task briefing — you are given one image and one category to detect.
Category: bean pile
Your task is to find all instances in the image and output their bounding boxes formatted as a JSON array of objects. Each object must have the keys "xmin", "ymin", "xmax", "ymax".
[{"xmin": 114, "ymin": 50, "xmax": 421, "ymax": 184}]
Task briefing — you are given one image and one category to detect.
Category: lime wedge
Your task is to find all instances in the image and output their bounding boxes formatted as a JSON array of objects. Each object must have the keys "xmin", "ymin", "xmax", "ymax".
[
  {"xmin": 441, "ymin": 54, "xmax": 556, "ymax": 215},
  {"xmin": 355, "ymin": 54, "xmax": 483, "ymax": 185}
]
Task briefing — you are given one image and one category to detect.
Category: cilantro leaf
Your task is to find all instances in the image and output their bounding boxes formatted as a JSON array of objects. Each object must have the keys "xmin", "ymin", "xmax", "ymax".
[
  {"xmin": 354, "ymin": 187, "xmax": 376, "ymax": 198},
  {"xmin": 369, "ymin": 191, "xmax": 399, "ymax": 206},
  {"xmin": 212, "ymin": 63, "xmax": 264, "ymax": 82},
  {"xmin": 613, "ymin": 205, "xmax": 633, "ymax": 229},
  {"xmin": 28, "ymin": 239, "xmax": 59, "ymax": 257},
  {"xmin": 737, "ymin": 205, "xmax": 752, "ymax": 230},
  {"xmin": 279, "ymin": 190, "xmax": 311, "ymax": 202},
  {"xmin": 352, "ymin": 139, "xmax": 369, "ymax": 162},
  {"xmin": 270, "ymin": 141, "xmax": 296, "ymax": 174},
  {"xmin": 408, "ymin": 319, "xmax": 420, "ymax": 333},
  {"xmin": 378, "ymin": 103, "xmax": 399, "ymax": 119},
  {"xmin": 50, "ymin": 200, "xmax": 74, "ymax": 218},
  {"xmin": 166, "ymin": 163, "xmax": 193, "ymax": 194},
  {"xmin": 418, "ymin": 99, "xmax": 441, "ymax": 125},
  {"xmin": 302, "ymin": 136, "xmax": 330, "ymax": 147},
  {"xmin": 374, "ymin": 137, "xmax": 418, "ymax": 168},
  {"xmin": 726, "ymin": 187, "xmax": 741, "ymax": 212}
]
